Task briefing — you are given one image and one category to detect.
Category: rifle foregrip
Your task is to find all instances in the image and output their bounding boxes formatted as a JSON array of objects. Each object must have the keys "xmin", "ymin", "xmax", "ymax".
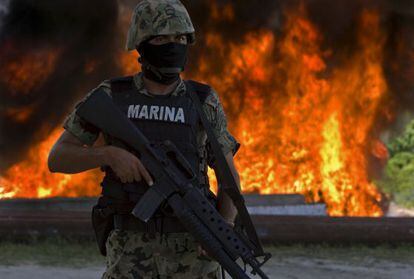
[{"xmin": 171, "ymin": 196, "xmax": 250, "ymax": 279}]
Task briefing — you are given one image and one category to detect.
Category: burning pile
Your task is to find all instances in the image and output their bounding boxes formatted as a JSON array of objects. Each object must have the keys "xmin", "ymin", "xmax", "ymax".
[
  {"xmin": 1, "ymin": 0, "xmax": 413, "ymax": 216},
  {"xmin": 189, "ymin": 4, "xmax": 389, "ymax": 216}
]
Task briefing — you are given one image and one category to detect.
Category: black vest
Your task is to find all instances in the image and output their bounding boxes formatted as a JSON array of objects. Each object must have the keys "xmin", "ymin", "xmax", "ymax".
[{"xmin": 100, "ymin": 76, "xmax": 212, "ymax": 213}]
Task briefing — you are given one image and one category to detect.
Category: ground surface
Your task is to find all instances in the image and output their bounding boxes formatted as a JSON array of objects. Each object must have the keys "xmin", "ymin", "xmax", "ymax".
[{"xmin": 0, "ymin": 241, "xmax": 413, "ymax": 279}]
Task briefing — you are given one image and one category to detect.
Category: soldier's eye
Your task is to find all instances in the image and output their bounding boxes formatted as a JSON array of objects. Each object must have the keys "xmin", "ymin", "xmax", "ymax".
[
  {"xmin": 150, "ymin": 36, "xmax": 168, "ymax": 44},
  {"xmin": 177, "ymin": 35, "xmax": 187, "ymax": 44}
]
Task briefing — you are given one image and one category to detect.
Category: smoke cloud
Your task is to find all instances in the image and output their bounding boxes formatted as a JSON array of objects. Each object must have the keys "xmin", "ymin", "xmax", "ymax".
[
  {"xmin": 0, "ymin": 0, "xmax": 119, "ymax": 171},
  {"xmin": 0, "ymin": 0, "xmax": 10, "ymax": 31},
  {"xmin": 1, "ymin": 0, "xmax": 414, "ymax": 173},
  {"xmin": 182, "ymin": 0, "xmax": 414, "ymax": 123}
]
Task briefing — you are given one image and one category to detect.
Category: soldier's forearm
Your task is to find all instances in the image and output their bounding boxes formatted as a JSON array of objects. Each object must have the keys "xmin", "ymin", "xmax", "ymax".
[
  {"xmin": 216, "ymin": 152, "xmax": 241, "ymax": 223},
  {"xmin": 217, "ymin": 191, "xmax": 238, "ymax": 223},
  {"xmin": 48, "ymin": 143, "xmax": 108, "ymax": 174}
]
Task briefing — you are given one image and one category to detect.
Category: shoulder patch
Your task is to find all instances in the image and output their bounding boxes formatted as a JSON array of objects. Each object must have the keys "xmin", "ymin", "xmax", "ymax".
[{"xmin": 203, "ymin": 88, "xmax": 219, "ymax": 109}]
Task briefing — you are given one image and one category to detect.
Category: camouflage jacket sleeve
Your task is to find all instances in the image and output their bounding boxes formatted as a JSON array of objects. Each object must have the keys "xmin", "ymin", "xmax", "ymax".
[
  {"xmin": 203, "ymin": 87, "xmax": 240, "ymax": 167},
  {"xmin": 63, "ymin": 81, "xmax": 112, "ymax": 146}
]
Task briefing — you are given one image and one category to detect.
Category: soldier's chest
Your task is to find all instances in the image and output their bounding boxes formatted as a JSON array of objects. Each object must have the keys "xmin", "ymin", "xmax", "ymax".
[{"xmin": 111, "ymin": 91, "xmax": 201, "ymax": 144}]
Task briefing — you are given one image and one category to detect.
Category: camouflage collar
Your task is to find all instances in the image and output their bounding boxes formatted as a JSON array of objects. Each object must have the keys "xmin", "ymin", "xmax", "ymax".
[{"xmin": 133, "ymin": 72, "xmax": 186, "ymax": 97}]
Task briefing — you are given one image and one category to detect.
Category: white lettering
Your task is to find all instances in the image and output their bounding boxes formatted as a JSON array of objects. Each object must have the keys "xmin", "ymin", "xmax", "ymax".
[
  {"xmin": 175, "ymin": 108, "xmax": 185, "ymax": 123},
  {"xmin": 138, "ymin": 105, "xmax": 148, "ymax": 119},
  {"xmin": 127, "ymin": 105, "xmax": 140, "ymax": 118},
  {"xmin": 159, "ymin": 106, "xmax": 164, "ymax": 120},
  {"xmin": 127, "ymin": 104, "xmax": 185, "ymax": 123},
  {"xmin": 164, "ymin": 106, "xmax": 175, "ymax": 122},
  {"xmin": 149, "ymin": 106, "xmax": 159, "ymax": 120}
]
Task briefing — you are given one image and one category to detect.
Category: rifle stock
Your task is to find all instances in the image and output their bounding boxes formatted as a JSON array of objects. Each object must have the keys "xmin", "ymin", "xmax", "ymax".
[{"xmin": 76, "ymin": 90, "xmax": 271, "ymax": 279}]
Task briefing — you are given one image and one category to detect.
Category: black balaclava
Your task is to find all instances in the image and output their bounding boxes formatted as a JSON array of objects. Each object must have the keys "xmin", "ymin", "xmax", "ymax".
[{"xmin": 138, "ymin": 41, "xmax": 188, "ymax": 85}]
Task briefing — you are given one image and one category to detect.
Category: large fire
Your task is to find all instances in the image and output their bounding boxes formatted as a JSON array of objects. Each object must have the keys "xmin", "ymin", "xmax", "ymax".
[
  {"xmin": 0, "ymin": 4, "xmax": 390, "ymax": 216},
  {"xmin": 0, "ymin": 43, "xmax": 61, "ymax": 96},
  {"xmin": 0, "ymin": 129, "xmax": 102, "ymax": 199}
]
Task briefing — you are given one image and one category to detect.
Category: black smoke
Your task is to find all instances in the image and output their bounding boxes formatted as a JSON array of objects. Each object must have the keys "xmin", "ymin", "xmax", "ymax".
[
  {"xmin": 0, "ymin": 0, "xmax": 119, "ymax": 171},
  {"xmin": 183, "ymin": 0, "xmax": 414, "ymax": 121},
  {"xmin": 1, "ymin": 0, "xmax": 414, "ymax": 173}
]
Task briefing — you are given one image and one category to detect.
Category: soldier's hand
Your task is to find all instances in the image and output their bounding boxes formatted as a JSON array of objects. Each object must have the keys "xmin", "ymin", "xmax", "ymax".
[
  {"xmin": 197, "ymin": 245, "xmax": 212, "ymax": 259},
  {"xmin": 103, "ymin": 145, "xmax": 153, "ymax": 185}
]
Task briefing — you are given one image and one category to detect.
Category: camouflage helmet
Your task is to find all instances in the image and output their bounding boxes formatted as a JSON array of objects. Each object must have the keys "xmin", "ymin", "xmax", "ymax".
[{"xmin": 126, "ymin": 0, "xmax": 195, "ymax": 51}]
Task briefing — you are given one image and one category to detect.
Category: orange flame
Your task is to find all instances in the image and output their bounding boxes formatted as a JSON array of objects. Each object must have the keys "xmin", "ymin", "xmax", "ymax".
[
  {"xmin": 4, "ymin": 105, "xmax": 37, "ymax": 123},
  {"xmin": 0, "ymin": 129, "xmax": 102, "ymax": 199},
  {"xmin": 0, "ymin": 47, "xmax": 60, "ymax": 94},
  {"xmin": 0, "ymin": 6, "xmax": 389, "ymax": 216},
  {"xmin": 191, "ymin": 7, "xmax": 386, "ymax": 216},
  {"xmin": 210, "ymin": 2, "xmax": 235, "ymax": 22}
]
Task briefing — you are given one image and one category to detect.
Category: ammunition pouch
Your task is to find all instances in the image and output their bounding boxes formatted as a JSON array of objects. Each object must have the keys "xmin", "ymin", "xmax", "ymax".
[{"xmin": 91, "ymin": 198, "xmax": 116, "ymax": 256}]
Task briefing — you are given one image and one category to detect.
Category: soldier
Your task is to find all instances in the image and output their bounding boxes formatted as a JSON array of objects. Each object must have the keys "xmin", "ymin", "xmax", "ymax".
[{"xmin": 48, "ymin": 0, "xmax": 241, "ymax": 278}]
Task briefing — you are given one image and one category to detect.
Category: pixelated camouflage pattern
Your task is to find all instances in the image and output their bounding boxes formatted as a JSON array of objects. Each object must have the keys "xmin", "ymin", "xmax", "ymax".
[
  {"xmin": 126, "ymin": 0, "xmax": 195, "ymax": 51},
  {"xmin": 63, "ymin": 81, "xmax": 111, "ymax": 146},
  {"xmin": 102, "ymin": 230, "xmax": 222, "ymax": 279},
  {"xmin": 132, "ymin": 73, "xmax": 239, "ymax": 157},
  {"xmin": 63, "ymin": 73, "xmax": 239, "ymax": 157},
  {"xmin": 63, "ymin": 74, "xmax": 238, "ymax": 277}
]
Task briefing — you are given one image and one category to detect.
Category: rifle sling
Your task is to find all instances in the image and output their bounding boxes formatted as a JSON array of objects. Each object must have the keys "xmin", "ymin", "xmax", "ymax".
[{"xmin": 185, "ymin": 80, "xmax": 264, "ymax": 256}]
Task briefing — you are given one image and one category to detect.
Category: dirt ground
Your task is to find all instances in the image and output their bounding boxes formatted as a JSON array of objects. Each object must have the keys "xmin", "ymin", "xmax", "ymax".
[
  {"xmin": 0, "ymin": 257, "xmax": 412, "ymax": 279},
  {"xmin": 0, "ymin": 265, "xmax": 104, "ymax": 279},
  {"xmin": 260, "ymin": 257, "xmax": 414, "ymax": 279},
  {"xmin": 0, "ymin": 244, "xmax": 413, "ymax": 278}
]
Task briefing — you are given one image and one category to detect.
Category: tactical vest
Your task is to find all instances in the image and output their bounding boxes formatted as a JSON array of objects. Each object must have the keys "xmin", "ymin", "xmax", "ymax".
[{"xmin": 100, "ymin": 76, "xmax": 213, "ymax": 215}]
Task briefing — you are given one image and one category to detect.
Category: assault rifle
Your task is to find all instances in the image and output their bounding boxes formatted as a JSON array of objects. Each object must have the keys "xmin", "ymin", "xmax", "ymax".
[{"xmin": 76, "ymin": 90, "xmax": 271, "ymax": 279}]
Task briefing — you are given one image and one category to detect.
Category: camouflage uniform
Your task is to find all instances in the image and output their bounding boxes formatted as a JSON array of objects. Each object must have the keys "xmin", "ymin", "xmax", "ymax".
[
  {"xmin": 103, "ymin": 230, "xmax": 221, "ymax": 279},
  {"xmin": 64, "ymin": 73, "xmax": 238, "ymax": 157},
  {"xmin": 64, "ymin": 1, "xmax": 239, "ymax": 277},
  {"xmin": 63, "ymin": 73, "xmax": 239, "ymax": 279},
  {"xmin": 125, "ymin": 0, "xmax": 196, "ymax": 51}
]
